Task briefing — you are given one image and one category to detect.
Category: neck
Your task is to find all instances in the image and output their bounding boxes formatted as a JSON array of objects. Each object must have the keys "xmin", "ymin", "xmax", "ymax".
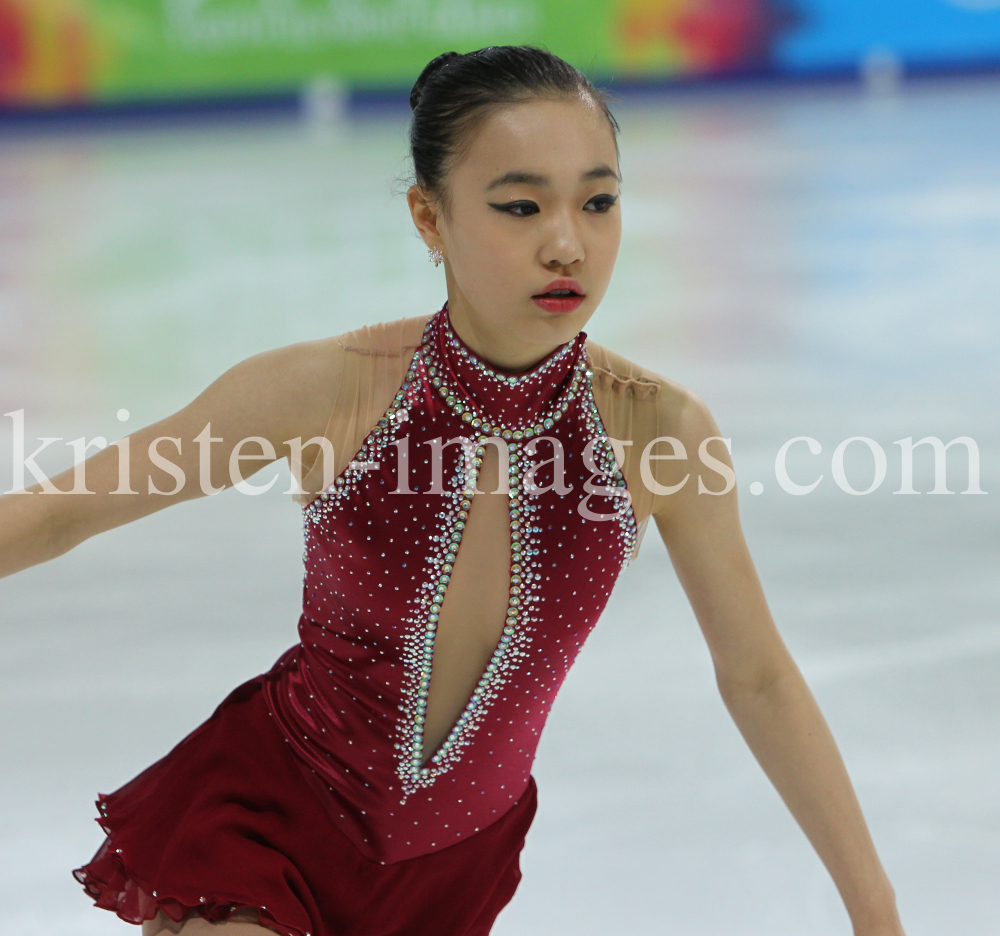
[{"xmin": 444, "ymin": 282, "xmax": 566, "ymax": 373}]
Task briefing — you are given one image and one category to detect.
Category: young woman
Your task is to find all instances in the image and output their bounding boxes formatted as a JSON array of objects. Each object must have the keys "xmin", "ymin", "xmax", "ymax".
[{"xmin": 0, "ymin": 46, "xmax": 905, "ymax": 936}]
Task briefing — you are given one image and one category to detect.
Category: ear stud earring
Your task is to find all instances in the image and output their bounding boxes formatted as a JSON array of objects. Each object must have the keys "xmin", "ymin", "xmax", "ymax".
[{"xmin": 428, "ymin": 247, "xmax": 444, "ymax": 267}]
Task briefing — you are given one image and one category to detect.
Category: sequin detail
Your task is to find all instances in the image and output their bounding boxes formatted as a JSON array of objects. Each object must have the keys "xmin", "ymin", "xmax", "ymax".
[
  {"xmin": 441, "ymin": 311, "xmax": 576, "ymax": 389},
  {"xmin": 393, "ymin": 311, "xmax": 635, "ymax": 797},
  {"xmin": 303, "ymin": 361, "xmax": 419, "ymax": 519},
  {"xmin": 579, "ymin": 375, "xmax": 640, "ymax": 559},
  {"xmin": 301, "ymin": 307, "xmax": 639, "ymax": 804},
  {"xmin": 395, "ymin": 433, "xmax": 539, "ymax": 798}
]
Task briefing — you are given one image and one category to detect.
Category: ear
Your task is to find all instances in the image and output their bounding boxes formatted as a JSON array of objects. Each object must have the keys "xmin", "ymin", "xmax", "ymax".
[{"xmin": 407, "ymin": 184, "xmax": 445, "ymax": 252}]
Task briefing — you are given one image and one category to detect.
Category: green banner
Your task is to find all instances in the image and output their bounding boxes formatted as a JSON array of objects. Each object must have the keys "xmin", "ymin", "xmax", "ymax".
[{"xmin": 0, "ymin": 0, "xmax": 787, "ymax": 106}]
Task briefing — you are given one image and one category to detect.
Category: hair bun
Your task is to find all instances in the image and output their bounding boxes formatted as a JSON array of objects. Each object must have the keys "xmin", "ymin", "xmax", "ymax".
[{"xmin": 410, "ymin": 51, "xmax": 462, "ymax": 111}]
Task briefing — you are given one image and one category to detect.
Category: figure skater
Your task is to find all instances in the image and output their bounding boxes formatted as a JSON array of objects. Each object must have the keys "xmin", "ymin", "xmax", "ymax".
[{"xmin": 0, "ymin": 46, "xmax": 905, "ymax": 936}]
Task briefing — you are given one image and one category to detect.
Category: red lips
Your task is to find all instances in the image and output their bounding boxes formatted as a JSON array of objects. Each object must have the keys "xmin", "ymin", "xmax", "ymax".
[{"xmin": 532, "ymin": 278, "xmax": 586, "ymax": 314}]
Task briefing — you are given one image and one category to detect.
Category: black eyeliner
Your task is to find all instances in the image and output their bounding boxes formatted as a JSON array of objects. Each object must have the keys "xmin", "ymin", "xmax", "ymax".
[{"xmin": 487, "ymin": 200, "xmax": 540, "ymax": 216}]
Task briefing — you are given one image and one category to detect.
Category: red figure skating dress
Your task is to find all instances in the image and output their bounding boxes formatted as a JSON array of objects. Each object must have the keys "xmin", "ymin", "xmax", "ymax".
[{"xmin": 74, "ymin": 306, "xmax": 671, "ymax": 936}]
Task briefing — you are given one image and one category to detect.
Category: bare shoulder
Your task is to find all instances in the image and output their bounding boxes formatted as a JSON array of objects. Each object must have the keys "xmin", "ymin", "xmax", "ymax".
[
  {"xmin": 332, "ymin": 313, "xmax": 430, "ymax": 355},
  {"xmin": 586, "ymin": 339, "xmax": 729, "ymax": 526},
  {"xmin": 586, "ymin": 338, "xmax": 720, "ymax": 440},
  {"xmin": 658, "ymin": 378, "xmax": 721, "ymax": 443},
  {"xmin": 212, "ymin": 335, "xmax": 347, "ymax": 446},
  {"xmin": 221, "ymin": 314, "xmax": 432, "ymax": 444},
  {"xmin": 250, "ymin": 314, "xmax": 428, "ymax": 395}
]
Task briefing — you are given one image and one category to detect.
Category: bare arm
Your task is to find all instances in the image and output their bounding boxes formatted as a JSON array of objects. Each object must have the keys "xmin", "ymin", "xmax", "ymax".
[
  {"xmin": 0, "ymin": 337, "xmax": 343, "ymax": 580},
  {"xmin": 652, "ymin": 391, "xmax": 904, "ymax": 936}
]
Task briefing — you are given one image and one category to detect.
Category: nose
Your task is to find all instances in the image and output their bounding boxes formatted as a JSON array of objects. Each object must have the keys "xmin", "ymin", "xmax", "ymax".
[{"xmin": 539, "ymin": 210, "xmax": 584, "ymax": 269}]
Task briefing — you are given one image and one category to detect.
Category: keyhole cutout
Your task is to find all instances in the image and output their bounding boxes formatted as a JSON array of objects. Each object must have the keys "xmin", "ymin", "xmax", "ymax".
[{"xmin": 421, "ymin": 443, "xmax": 511, "ymax": 761}]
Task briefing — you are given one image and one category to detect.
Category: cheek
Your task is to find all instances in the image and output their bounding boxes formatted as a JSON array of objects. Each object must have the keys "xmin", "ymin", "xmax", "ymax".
[
  {"xmin": 452, "ymin": 219, "xmax": 526, "ymax": 287},
  {"xmin": 589, "ymin": 219, "xmax": 621, "ymax": 269}
]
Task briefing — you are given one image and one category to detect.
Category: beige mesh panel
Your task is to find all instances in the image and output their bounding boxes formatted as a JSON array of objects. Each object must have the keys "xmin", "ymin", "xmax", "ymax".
[
  {"xmin": 587, "ymin": 340, "xmax": 670, "ymax": 558},
  {"xmin": 297, "ymin": 315, "xmax": 430, "ymax": 500}
]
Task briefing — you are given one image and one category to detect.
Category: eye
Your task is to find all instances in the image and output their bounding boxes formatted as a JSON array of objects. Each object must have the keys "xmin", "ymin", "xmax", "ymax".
[
  {"xmin": 584, "ymin": 194, "xmax": 619, "ymax": 213},
  {"xmin": 488, "ymin": 200, "xmax": 540, "ymax": 217}
]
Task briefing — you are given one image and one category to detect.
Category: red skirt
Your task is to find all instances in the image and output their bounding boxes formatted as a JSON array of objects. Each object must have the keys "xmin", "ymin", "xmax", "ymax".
[{"xmin": 73, "ymin": 677, "xmax": 537, "ymax": 936}]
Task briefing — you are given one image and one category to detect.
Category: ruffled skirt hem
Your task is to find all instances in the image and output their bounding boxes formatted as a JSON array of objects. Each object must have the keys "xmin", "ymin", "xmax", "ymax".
[
  {"xmin": 74, "ymin": 827, "xmax": 296, "ymax": 935},
  {"xmin": 71, "ymin": 675, "xmax": 535, "ymax": 936}
]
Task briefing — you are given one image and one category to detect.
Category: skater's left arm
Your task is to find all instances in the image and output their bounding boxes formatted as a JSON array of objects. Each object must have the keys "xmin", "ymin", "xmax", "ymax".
[{"xmin": 650, "ymin": 390, "xmax": 904, "ymax": 936}]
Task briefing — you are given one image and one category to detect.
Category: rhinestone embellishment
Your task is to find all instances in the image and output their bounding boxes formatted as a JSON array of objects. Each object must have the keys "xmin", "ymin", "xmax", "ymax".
[
  {"xmin": 441, "ymin": 310, "xmax": 576, "ymax": 389},
  {"xmin": 393, "ymin": 311, "xmax": 636, "ymax": 798},
  {"xmin": 396, "ymin": 431, "xmax": 539, "ymax": 798},
  {"xmin": 304, "ymin": 307, "xmax": 640, "ymax": 802}
]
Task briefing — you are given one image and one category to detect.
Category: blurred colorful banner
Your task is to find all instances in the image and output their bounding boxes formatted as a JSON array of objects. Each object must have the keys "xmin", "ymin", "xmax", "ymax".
[{"xmin": 3, "ymin": 0, "xmax": 1000, "ymax": 107}]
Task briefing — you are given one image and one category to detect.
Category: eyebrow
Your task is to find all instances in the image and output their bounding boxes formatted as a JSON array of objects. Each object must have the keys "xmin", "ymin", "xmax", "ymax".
[
  {"xmin": 485, "ymin": 164, "xmax": 620, "ymax": 191},
  {"xmin": 582, "ymin": 164, "xmax": 621, "ymax": 182}
]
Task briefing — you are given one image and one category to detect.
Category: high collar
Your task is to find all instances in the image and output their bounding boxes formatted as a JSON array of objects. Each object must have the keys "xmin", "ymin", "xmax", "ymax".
[{"xmin": 427, "ymin": 304, "xmax": 586, "ymax": 429}]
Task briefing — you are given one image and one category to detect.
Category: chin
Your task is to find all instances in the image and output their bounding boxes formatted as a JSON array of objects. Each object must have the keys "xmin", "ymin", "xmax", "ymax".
[{"xmin": 530, "ymin": 304, "xmax": 595, "ymax": 336}]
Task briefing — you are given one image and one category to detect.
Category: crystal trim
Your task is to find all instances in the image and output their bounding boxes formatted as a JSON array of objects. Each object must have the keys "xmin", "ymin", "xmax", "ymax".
[
  {"xmin": 441, "ymin": 309, "xmax": 576, "ymax": 388},
  {"xmin": 303, "ymin": 308, "xmax": 639, "ymax": 802}
]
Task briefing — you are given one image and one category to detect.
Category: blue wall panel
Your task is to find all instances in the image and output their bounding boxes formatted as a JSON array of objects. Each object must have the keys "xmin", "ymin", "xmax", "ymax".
[{"xmin": 777, "ymin": 0, "xmax": 1000, "ymax": 71}]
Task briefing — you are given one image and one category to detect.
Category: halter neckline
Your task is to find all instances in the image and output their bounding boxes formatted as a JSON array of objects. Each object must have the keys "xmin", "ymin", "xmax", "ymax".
[
  {"xmin": 420, "ymin": 304, "xmax": 588, "ymax": 433},
  {"xmin": 439, "ymin": 303, "xmax": 580, "ymax": 388}
]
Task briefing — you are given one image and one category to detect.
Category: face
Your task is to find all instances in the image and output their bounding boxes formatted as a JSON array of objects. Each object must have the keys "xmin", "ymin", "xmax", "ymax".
[{"xmin": 408, "ymin": 95, "xmax": 622, "ymax": 370}]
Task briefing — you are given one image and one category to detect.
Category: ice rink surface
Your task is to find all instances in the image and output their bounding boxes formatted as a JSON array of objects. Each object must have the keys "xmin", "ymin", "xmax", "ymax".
[{"xmin": 1, "ymin": 76, "xmax": 998, "ymax": 934}]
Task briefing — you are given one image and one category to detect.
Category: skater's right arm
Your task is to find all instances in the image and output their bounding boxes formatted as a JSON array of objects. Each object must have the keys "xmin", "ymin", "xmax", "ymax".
[{"xmin": 0, "ymin": 337, "xmax": 345, "ymax": 580}]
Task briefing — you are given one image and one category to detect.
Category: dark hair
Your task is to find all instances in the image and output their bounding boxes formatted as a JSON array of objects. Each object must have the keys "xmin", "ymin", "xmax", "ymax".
[{"xmin": 409, "ymin": 46, "xmax": 619, "ymax": 200}]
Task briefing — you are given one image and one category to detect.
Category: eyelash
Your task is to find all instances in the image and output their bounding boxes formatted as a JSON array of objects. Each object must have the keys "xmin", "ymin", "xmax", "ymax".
[
  {"xmin": 585, "ymin": 194, "xmax": 618, "ymax": 213},
  {"xmin": 489, "ymin": 200, "xmax": 539, "ymax": 217},
  {"xmin": 488, "ymin": 194, "xmax": 619, "ymax": 217}
]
